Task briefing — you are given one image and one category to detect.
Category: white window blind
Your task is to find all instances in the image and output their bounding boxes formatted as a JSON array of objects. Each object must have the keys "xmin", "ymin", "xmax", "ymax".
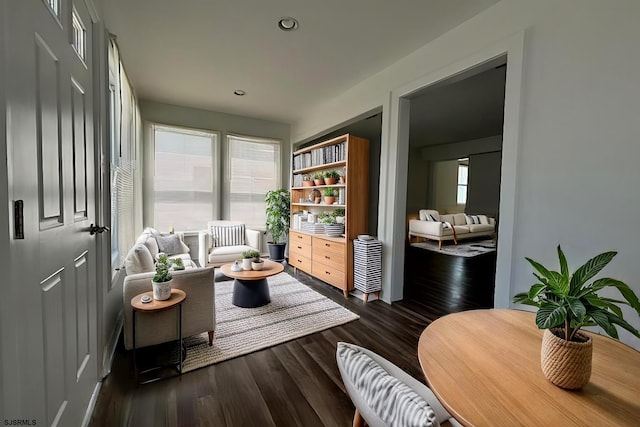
[
  {"xmin": 153, "ymin": 126, "xmax": 217, "ymax": 231},
  {"xmin": 457, "ymin": 160, "xmax": 468, "ymax": 205},
  {"xmin": 228, "ymin": 134, "xmax": 281, "ymax": 229}
]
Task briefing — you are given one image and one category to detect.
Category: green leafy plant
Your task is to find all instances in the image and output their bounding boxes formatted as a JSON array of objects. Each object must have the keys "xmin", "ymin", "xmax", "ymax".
[
  {"xmin": 153, "ymin": 254, "xmax": 173, "ymax": 283},
  {"xmin": 318, "ymin": 212, "xmax": 337, "ymax": 224},
  {"xmin": 171, "ymin": 258, "xmax": 185, "ymax": 271},
  {"xmin": 323, "ymin": 187, "xmax": 337, "ymax": 197},
  {"xmin": 302, "ymin": 174, "xmax": 312, "ymax": 181},
  {"xmin": 265, "ymin": 189, "xmax": 291, "ymax": 244},
  {"xmin": 241, "ymin": 249, "xmax": 261, "ymax": 260},
  {"xmin": 332, "ymin": 208, "xmax": 345, "ymax": 218},
  {"xmin": 324, "ymin": 170, "xmax": 340, "ymax": 179},
  {"xmin": 513, "ymin": 246, "xmax": 640, "ymax": 342},
  {"xmin": 312, "ymin": 171, "xmax": 325, "ymax": 180}
]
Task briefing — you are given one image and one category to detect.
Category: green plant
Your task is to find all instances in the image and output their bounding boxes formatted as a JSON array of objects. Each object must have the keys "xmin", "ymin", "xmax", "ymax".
[
  {"xmin": 242, "ymin": 249, "xmax": 261, "ymax": 260},
  {"xmin": 332, "ymin": 208, "xmax": 345, "ymax": 218},
  {"xmin": 513, "ymin": 245, "xmax": 640, "ymax": 342},
  {"xmin": 323, "ymin": 187, "xmax": 337, "ymax": 197},
  {"xmin": 153, "ymin": 254, "xmax": 173, "ymax": 283},
  {"xmin": 302, "ymin": 174, "xmax": 312, "ymax": 181},
  {"xmin": 312, "ymin": 171, "xmax": 325, "ymax": 180},
  {"xmin": 318, "ymin": 212, "xmax": 337, "ymax": 224},
  {"xmin": 265, "ymin": 189, "xmax": 291, "ymax": 244},
  {"xmin": 324, "ymin": 170, "xmax": 340, "ymax": 179},
  {"xmin": 171, "ymin": 258, "xmax": 185, "ymax": 271}
]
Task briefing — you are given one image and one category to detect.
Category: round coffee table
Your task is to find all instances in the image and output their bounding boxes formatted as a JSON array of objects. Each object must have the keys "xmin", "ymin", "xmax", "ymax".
[{"xmin": 220, "ymin": 260, "xmax": 284, "ymax": 308}]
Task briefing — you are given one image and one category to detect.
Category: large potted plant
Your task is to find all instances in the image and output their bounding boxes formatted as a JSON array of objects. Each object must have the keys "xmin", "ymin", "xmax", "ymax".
[
  {"xmin": 152, "ymin": 254, "xmax": 173, "ymax": 300},
  {"xmin": 265, "ymin": 189, "xmax": 290, "ymax": 261},
  {"xmin": 513, "ymin": 245, "xmax": 640, "ymax": 389}
]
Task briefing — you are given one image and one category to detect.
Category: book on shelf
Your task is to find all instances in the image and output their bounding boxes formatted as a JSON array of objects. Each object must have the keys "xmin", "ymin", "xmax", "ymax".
[{"xmin": 293, "ymin": 141, "xmax": 345, "ymax": 171}]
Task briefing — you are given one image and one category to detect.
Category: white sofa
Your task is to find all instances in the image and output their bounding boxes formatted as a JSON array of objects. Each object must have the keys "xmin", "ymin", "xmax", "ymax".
[
  {"xmin": 408, "ymin": 209, "xmax": 495, "ymax": 249},
  {"xmin": 198, "ymin": 221, "xmax": 261, "ymax": 267},
  {"xmin": 122, "ymin": 227, "xmax": 216, "ymax": 349}
]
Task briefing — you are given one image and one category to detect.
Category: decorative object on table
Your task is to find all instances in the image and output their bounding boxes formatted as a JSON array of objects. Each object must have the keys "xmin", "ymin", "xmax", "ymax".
[
  {"xmin": 323, "ymin": 187, "xmax": 337, "ymax": 204},
  {"xmin": 230, "ymin": 260, "xmax": 243, "ymax": 272},
  {"xmin": 312, "ymin": 171, "xmax": 325, "ymax": 186},
  {"xmin": 265, "ymin": 189, "xmax": 291, "ymax": 261},
  {"xmin": 251, "ymin": 258, "xmax": 265, "ymax": 271},
  {"xmin": 302, "ymin": 174, "xmax": 314, "ymax": 187},
  {"xmin": 353, "ymin": 237, "xmax": 382, "ymax": 302},
  {"xmin": 323, "ymin": 170, "xmax": 340, "ymax": 185},
  {"xmin": 152, "ymin": 253, "xmax": 173, "ymax": 300},
  {"xmin": 513, "ymin": 245, "xmax": 640, "ymax": 389},
  {"xmin": 241, "ymin": 249, "xmax": 261, "ymax": 271}
]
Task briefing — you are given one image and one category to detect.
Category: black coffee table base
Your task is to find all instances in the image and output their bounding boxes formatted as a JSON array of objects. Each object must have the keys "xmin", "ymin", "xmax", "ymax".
[{"xmin": 232, "ymin": 278, "xmax": 271, "ymax": 308}]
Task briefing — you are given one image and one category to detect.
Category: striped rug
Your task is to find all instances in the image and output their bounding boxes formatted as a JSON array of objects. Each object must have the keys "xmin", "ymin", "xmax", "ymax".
[{"xmin": 182, "ymin": 272, "xmax": 359, "ymax": 372}]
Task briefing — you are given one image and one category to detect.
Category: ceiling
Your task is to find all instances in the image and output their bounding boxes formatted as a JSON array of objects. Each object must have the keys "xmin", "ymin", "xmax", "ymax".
[{"xmin": 97, "ymin": 0, "xmax": 499, "ymax": 124}]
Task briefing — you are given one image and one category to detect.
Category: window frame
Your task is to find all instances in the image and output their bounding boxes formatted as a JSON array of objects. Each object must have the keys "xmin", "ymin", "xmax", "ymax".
[{"xmin": 456, "ymin": 159, "xmax": 469, "ymax": 205}]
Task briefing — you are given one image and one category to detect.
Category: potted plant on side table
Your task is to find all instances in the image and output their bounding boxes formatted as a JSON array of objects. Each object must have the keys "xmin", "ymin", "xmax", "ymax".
[
  {"xmin": 513, "ymin": 245, "xmax": 640, "ymax": 389},
  {"xmin": 265, "ymin": 189, "xmax": 290, "ymax": 262},
  {"xmin": 152, "ymin": 254, "xmax": 173, "ymax": 301}
]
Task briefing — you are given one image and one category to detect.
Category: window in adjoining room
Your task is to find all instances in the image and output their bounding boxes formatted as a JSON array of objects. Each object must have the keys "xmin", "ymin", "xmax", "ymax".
[
  {"xmin": 457, "ymin": 158, "xmax": 469, "ymax": 205},
  {"xmin": 72, "ymin": 7, "xmax": 86, "ymax": 61},
  {"xmin": 153, "ymin": 125, "xmax": 218, "ymax": 231},
  {"xmin": 227, "ymin": 134, "xmax": 281, "ymax": 230}
]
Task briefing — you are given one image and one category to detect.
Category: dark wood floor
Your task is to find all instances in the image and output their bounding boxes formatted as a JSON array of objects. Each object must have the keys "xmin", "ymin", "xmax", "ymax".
[{"xmin": 89, "ymin": 245, "xmax": 496, "ymax": 427}]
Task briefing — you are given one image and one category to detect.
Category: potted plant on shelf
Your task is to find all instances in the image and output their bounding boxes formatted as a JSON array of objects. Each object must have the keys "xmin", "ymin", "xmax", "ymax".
[
  {"xmin": 302, "ymin": 174, "xmax": 314, "ymax": 187},
  {"xmin": 323, "ymin": 170, "xmax": 340, "ymax": 185},
  {"xmin": 323, "ymin": 187, "xmax": 337, "ymax": 204},
  {"xmin": 312, "ymin": 171, "xmax": 325, "ymax": 186},
  {"xmin": 339, "ymin": 171, "xmax": 346, "ymax": 184},
  {"xmin": 265, "ymin": 189, "xmax": 291, "ymax": 262},
  {"xmin": 241, "ymin": 249, "xmax": 261, "ymax": 271},
  {"xmin": 152, "ymin": 254, "xmax": 173, "ymax": 300},
  {"xmin": 513, "ymin": 245, "xmax": 640, "ymax": 389},
  {"xmin": 319, "ymin": 212, "xmax": 344, "ymax": 237}
]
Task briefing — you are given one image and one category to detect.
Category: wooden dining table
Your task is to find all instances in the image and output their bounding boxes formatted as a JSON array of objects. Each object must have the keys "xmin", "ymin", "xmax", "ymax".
[{"xmin": 418, "ymin": 309, "xmax": 640, "ymax": 426}]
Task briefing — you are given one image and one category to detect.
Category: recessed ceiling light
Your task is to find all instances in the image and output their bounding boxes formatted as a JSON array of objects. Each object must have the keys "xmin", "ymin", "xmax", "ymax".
[
  {"xmin": 234, "ymin": 90, "xmax": 246, "ymax": 96},
  {"xmin": 278, "ymin": 17, "xmax": 299, "ymax": 31}
]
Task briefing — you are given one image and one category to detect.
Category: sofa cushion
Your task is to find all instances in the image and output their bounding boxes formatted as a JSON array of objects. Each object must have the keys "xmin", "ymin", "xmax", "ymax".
[
  {"xmin": 337, "ymin": 342, "xmax": 438, "ymax": 427},
  {"xmin": 467, "ymin": 224, "xmax": 494, "ymax": 233},
  {"xmin": 210, "ymin": 224, "xmax": 245, "ymax": 247},
  {"xmin": 124, "ymin": 243, "xmax": 155, "ymax": 275},
  {"xmin": 156, "ymin": 234, "xmax": 189, "ymax": 256}
]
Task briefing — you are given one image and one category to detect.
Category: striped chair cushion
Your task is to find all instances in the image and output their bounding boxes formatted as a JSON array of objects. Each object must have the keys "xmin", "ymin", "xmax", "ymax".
[
  {"xmin": 337, "ymin": 343, "xmax": 437, "ymax": 427},
  {"xmin": 210, "ymin": 224, "xmax": 245, "ymax": 247}
]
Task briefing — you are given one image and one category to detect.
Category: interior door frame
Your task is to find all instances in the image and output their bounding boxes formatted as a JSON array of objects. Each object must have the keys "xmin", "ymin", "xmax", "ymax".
[{"xmin": 378, "ymin": 31, "xmax": 526, "ymax": 305}]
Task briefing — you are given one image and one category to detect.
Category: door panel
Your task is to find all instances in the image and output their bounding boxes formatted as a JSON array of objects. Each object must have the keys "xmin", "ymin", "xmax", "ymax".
[{"xmin": 5, "ymin": 1, "xmax": 99, "ymax": 425}]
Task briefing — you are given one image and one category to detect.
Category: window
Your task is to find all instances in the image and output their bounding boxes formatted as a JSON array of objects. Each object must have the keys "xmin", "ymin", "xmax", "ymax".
[
  {"xmin": 44, "ymin": 0, "xmax": 59, "ymax": 16},
  {"xmin": 457, "ymin": 159, "xmax": 468, "ymax": 205},
  {"xmin": 72, "ymin": 8, "xmax": 86, "ymax": 61},
  {"xmin": 228, "ymin": 134, "xmax": 281, "ymax": 229},
  {"xmin": 153, "ymin": 125, "xmax": 217, "ymax": 231}
]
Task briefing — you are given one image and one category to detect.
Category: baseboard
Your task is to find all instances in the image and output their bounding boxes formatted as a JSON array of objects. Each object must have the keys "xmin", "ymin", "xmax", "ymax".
[{"xmin": 80, "ymin": 381, "xmax": 102, "ymax": 427}]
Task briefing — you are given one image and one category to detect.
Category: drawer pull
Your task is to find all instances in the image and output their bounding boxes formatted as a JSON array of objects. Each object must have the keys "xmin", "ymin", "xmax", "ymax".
[
  {"xmin": 297, "ymin": 246, "xmax": 302, "ymax": 249},
  {"xmin": 298, "ymin": 259, "xmax": 302, "ymax": 262},
  {"xmin": 325, "ymin": 271, "xmax": 330, "ymax": 275},
  {"xmin": 325, "ymin": 243, "xmax": 330, "ymax": 247},
  {"xmin": 297, "ymin": 235, "xmax": 303, "ymax": 239},
  {"xmin": 325, "ymin": 255, "xmax": 330, "ymax": 259}
]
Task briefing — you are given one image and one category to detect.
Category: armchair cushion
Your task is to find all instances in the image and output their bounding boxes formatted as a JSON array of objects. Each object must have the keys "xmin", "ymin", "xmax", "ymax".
[{"xmin": 199, "ymin": 221, "xmax": 261, "ymax": 267}]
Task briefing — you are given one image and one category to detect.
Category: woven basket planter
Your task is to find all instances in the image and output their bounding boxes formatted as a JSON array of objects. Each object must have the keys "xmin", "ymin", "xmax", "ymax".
[{"xmin": 541, "ymin": 328, "xmax": 592, "ymax": 389}]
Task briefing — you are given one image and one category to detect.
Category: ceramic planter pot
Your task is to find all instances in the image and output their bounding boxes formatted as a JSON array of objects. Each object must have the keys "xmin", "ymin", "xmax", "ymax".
[
  {"xmin": 302, "ymin": 180, "xmax": 314, "ymax": 187},
  {"xmin": 313, "ymin": 178, "xmax": 325, "ymax": 186},
  {"xmin": 242, "ymin": 258, "xmax": 253, "ymax": 271},
  {"xmin": 324, "ymin": 177, "xmax": 338, "ymax": 185},
  {"xmin": 251, "ymin": 260, "xmax": 264, "ymax": 270},
  {"xmin": 152, "ymin": 279, "xmax": 173, "ymax": 301},
  {"xmin": 324, "ymin": 196, "xmax": 335, "ymax": 204},
  {"xmin": 541, "ymin": 328, "xmax": 592, "ymax": 389}
]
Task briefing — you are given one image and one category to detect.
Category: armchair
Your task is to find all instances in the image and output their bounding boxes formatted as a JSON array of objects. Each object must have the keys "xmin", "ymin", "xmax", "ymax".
[{"xmin": 198, "ymin": 221, "xmax": 261, "ymax": 267}]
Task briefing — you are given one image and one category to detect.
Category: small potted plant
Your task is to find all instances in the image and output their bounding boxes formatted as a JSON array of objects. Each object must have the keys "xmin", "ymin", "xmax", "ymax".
[
  {"xmin": 251, "ymin": 257, "xmax": 265, "ymax": 271},
  {"xmin": 513, "ymin": 245, "xmax": 640, "ymax": 389},
  {"xmin": 302, "ymin": 174, "xmax": 314, "ymax": 187},
  {"xmin": 323, "ymin": 187, "xmax": 337, "ymax": 204},
  {"xmin": 313, "ymin": 171, "xmax": 325, "ymax": 186},
  {"xmin": 323, "ymin": 170, "xmax": 340, "ymax": 185},
  {"xmin": 338, "ymin": 171, "xmax": 346, "ymax": 184},
  {"xmin": 332, "ymin": 208, "xmax": 345, "ymax": 224},
  {"xmin": 319, "ymin": 212, "xmax": 344, "ymax": 236},
  {"xmin": 171, "ymin": 257, "xmax": 185, "ymax": 271},
  {"xmin": 241, "ymin": 249, "xmax": 261, "ymax": 271},
  {"xmin": 152, "ymin": 254, "xmax": 173, "ymax": 300}
]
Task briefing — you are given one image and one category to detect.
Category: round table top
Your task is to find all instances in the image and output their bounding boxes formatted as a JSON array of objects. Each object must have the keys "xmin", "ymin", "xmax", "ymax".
[
  {"xmin": 219, "ymin": 259, "xmax": 284, "ymax": 280},
  {"xmin": 418, "ymin": 309, "xmax": 640, "ymax": 427},
  {"xmin": 131, "ymin": 288, "xmax": 186, "ymax": 312}
]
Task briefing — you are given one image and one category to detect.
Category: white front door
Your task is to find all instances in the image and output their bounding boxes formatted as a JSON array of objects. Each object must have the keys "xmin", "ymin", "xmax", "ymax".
[{"xmin": 5, "ymin": 0, "xmax": 99, "ymax": 425}]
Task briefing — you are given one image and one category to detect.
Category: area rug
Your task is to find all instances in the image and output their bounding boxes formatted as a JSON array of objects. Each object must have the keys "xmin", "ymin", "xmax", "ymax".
[
  {"xmin": 181, "ymin": 272, "xmax": 359, "ymax": 372},
  {"xmin": 410, "ymin": 239, "xmax": 496, "ymax": 257}
]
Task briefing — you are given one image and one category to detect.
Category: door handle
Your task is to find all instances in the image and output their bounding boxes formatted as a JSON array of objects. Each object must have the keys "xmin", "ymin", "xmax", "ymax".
[{"xmin": 89, "ymin": 224, "xmax": 110, "ymax": 235}]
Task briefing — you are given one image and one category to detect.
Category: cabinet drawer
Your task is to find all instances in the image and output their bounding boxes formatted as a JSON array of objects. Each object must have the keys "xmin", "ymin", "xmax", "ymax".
[
  {"xmin": 289, "ymin": 241, "xmax": 312, "ymax": 259},
  {"xmin": 290, "ymin": 254, "xmax": 312, "ymax": 273},
  {"xmin": 312, "ymin": 238, "xmax": 345, "ymax": 256},
  {"xmin": 313, "ymin": 246, "xmax": 345, "ymax": 271},
  {"xmin": 312, "ymin": 260, "xmax": 347, "ymax": 288},
  {"xmin": 290, "ymin": 231, "xmax": 312, "ymax": 246}
]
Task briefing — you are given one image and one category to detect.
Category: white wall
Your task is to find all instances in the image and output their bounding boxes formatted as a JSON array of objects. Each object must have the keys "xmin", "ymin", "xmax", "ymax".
[
  {"xmin": 433, "ymin": 160, "xmax": 459, "ymax": 213},
  {"xmin": 291, "ymin": 0, "xmax": 640, "ymax": 348}
]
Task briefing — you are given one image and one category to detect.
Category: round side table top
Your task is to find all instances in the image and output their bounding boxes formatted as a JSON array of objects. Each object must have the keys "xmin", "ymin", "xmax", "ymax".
[
  {"xmin": 131, "ymin": 288, "xmax": 186, "ymax": 312},
  {"xmin": 220, "ymin": 259, "xmax": 284, "ymax": 281}
]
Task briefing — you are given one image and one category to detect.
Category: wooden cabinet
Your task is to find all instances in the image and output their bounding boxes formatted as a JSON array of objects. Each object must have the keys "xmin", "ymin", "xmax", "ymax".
[{"xmin": 289, "ymin": 134, "xmax": 369, "ymax": 297}]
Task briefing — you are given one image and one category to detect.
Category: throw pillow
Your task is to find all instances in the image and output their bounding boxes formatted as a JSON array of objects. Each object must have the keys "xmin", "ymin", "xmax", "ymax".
[
  {"xmin": 156, "ymin": 234, "xmax": 189, "ymax": 256},
  {"xmin": 142, "ymin": 235, "xmax": 159, "ymax": 259},
  {"xmin": 124, "ymin": 243, "xmax": 155, "ymax": 275},
  {"xmin": 142, "ymin": 226, "xmax": 161, "ymax": 237},
  {"xmin": 210, "ymin": 224, "xmax": 245, "ymax": 247},
  {"xmin": 465, "ymin": 214, "xmax": 482, "ymax": 225},
  {"xmin": 478, "ymin": 215, "xmax": 489, "ymax": 225},
  {"xmin": 337, "ymin": 343, "xmax": 438, "ymax": 427}
]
